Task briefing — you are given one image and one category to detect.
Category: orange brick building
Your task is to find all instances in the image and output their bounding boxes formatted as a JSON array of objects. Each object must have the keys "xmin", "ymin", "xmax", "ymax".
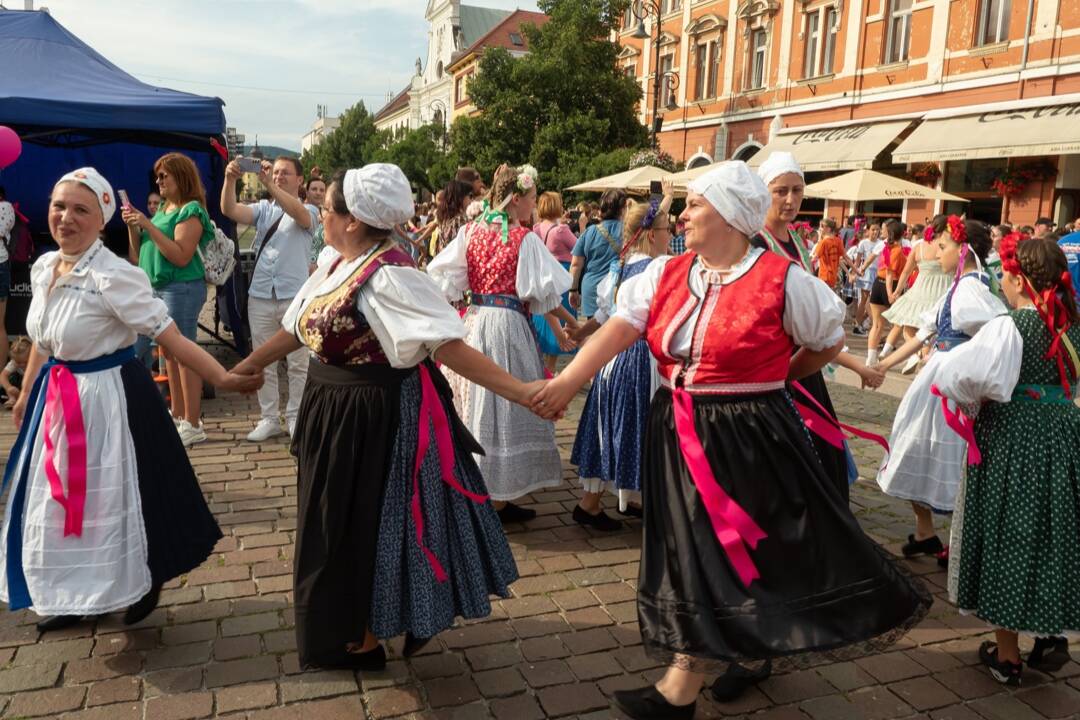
[{"xmin": 615, "ymin": 0, "xmax": 1080, "ymax": 227}]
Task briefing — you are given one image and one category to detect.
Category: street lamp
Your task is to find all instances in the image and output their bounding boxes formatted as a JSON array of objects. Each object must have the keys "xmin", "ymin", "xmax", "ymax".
[{"xmin": 631, "ymin": 0, "xmax": 680, "ymax": 147}]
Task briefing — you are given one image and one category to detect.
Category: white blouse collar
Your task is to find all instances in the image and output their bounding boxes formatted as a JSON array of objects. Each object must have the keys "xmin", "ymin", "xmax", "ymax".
[
  {"xmin": 41, "ymin": 238, "xmax": 105, "ymax": 278},
  {"xmin": 691, "ymin": 246, "xmax": 765, "ymax": 285}
]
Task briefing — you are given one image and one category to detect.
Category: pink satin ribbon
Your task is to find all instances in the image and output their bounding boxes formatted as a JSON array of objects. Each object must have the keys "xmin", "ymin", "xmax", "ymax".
[
  {"xmin": 671, "ymin": 387, "xmax": 767, "ymax": 588},
  {"xmin": 791, "ymin": 381, "xmax": 891, "ymax": 460},
  {"xmin": 930, "ymin": 384, "xmax": 982, "ymax": 465},
  {"xmin": 412, "ymin": 365, "xmax": 490, "ymax": 582},
  {"xmin": 41, "ymin": 365, "xmax": 88, "ymax": 537}
]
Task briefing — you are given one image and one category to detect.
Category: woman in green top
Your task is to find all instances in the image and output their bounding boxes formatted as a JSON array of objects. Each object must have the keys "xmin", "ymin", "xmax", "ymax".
[{"xmin": 122, "ymin": 152, "xmax": 214, "ymax": 447}]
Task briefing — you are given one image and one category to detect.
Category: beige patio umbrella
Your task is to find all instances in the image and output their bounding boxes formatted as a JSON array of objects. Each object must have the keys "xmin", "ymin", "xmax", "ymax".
[
  {"xmin": 803, "ymin": 168, "xmax": 968, "ymax": 202},
  {"xmin": 668, "ymin": 161, "xmax": 723, "ymax": 189},
  {"xmin": 567, "ymin": 165, "xmax": 672, "ymax": 193}
]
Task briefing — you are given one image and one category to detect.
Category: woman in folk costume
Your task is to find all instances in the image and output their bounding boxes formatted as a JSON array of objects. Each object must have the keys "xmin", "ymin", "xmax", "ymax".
[
  {"xmin": 233, "ymin": 165, "xmax": 522, "ymax": 670},
  {"xmin": 874, "ymin": 218, "xmax": 1005, "ymax": 565},
  {"xmin": 753, "ymin": 153, "xmax": 885, "ymax": 497},
  {"xmin": 1, "ymin": 169, "xmax": 256, "ymax": 632},
  {"xmin": 427, "ymin": 164, "xmax": 571, "ymax": 523},
  {"xmin": 932, "ymin": 234, "xmax": 1079, "ymax": 685},
  {"xmin": 568, "ymin": 190, "xmax": 674, "ymax": 531},
  {"xmin": 532, "ymin": 162, "xmax": 931, "ymax": 720}
]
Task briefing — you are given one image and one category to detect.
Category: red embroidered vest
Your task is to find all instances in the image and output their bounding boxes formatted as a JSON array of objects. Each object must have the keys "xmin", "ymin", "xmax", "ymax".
[
  {"xmin": 465, "ymin": 223, "xmax": 529, "ymax": 296},
  {"xmin": 298, "ymin": 243, "xmax": 415, "ymax": 366},
  {"xmin": 645, "ymin": 251, "xmax": 794, "ymax": 393}
]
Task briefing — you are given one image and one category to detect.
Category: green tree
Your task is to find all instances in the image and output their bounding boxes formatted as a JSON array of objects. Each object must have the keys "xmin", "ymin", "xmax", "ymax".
[
  {"xmin": 448, "ymin": 0, "xmax": 646, "ymax": 190},
  {"xmin": 370, "ymin": 123, "xmax": 447, "ymax": 194},
  {"xmin": 300, "ymin": 101, "xmax": 380, "ymax": 177}
]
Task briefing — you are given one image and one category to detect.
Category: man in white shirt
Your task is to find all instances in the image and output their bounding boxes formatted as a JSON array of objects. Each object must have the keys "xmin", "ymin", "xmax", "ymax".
[{"xmin": 222, "ymin": 156, "xmax": 318, "ymax": 441}]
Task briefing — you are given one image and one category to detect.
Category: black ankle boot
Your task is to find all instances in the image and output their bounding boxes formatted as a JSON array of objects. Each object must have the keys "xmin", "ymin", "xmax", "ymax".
[
  {"xmin": 124, "ymin": 583, "xmax": 162, "ymax": 625},
  {"xmin": 36, "ymin": 615, "xmax": 84, "ymax": 633},
  {"xmin": 901, "ymin": 533, "xmax": 943, "ymax": 557},
  {"xmin": 1028, "ymin": 636, "xmax": 1070, "ymax": 673},
  {"xmin": 712, "ymin": 659, "xmax": 772, "ymax": 701},
  {"xmin": 613, "ymin": 685, "xmax": 696, "ymax": 720}
]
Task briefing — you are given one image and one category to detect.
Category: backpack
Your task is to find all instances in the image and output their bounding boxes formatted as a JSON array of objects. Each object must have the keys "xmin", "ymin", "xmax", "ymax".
[{"xmin": 197, "ymin": 221, "xmax": 237, "ymax": 286}]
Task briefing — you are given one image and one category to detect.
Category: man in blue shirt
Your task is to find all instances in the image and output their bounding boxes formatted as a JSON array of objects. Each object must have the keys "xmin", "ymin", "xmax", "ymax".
[
  {"xmin": 1058, "ymin": 228, "xmax": 1080, "ymax": 301},
  {"xmin": 223, "ymin": 156, "xmax": 319, "ymax": 441}
]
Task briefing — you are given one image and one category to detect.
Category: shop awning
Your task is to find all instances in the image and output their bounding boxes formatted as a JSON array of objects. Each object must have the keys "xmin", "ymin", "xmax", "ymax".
[
  {"xmin": 747, "ymin": 120, "xmax": 915, "ymax": 172},
  {"xmin": 892, "ymin": 101, "xmax": 1080, "ymax": 163}
]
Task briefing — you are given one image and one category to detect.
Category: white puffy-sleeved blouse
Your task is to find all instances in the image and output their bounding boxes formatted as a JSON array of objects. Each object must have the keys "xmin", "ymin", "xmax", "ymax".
[
  {"xmin": 426, "ymin": 224, "xmax": 573, "ymax": 315},
  {"xmin": 932, "ymin": 312, "xmax": 1024, "ymax": 406},
  {"xmin": 915, "ymin": 272, "xmax": 1008, "ymax": 342},
  {"xmin": 282, "ymin": 245, "xmax": 467, "ymax": 369},
  {"xmin": 27, "ymin": 240, "xmax": 172, "ymax": 361},
  {"xmin": 613, "ymin": 246, "xmax": 846, "ymax": 356},
  {"xmin": 593, "ymin": 253, "xmax": 658, "ymax": 326}
]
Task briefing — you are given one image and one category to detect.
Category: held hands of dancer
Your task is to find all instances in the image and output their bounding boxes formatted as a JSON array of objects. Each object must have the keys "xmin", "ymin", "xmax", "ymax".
[
  {"xmin": 432, "ymin": 340, "xmax": 552, "ymax": 413},
  {"xmin": 833, "ymin": 351, "xmax": 884, "ymax": 390},
  {"xmin": 874, "ymin": 334, "xmax": 925, "ymax": 373},
  {"xmin": 531, "ymin": 376, "xmax": 577, "ymax": 420}
]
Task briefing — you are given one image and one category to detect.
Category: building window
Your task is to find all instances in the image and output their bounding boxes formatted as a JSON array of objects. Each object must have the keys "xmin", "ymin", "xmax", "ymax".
[
  {"xmin": 803, "ymin": 6, "xmax": 839, "ymax": 77},
  {"xmin": 455, "ymin": 76, "xmax": 468, "ymax": 104},
  {"xmin": 977, "ymin": 0, "xmax": 1010, "ymax": 45},
  {"xmin": 709, "ymin": 39, "xmax": 722, "ymax": 96},
  {"xmin": 692, "ymin": 38, "xmax": 722, "ymax": 100},
  {"xmin": 662, "ymin": 0, "xmax": 682, "ymax": 13},
  {"xmin": 623, "ymin": 6, "xmax": 634, "ymax": 29},
  {"xmin": 660, "ymin": 53, "xmax": 676, "ymax": 107},
  {"xmin": 624, "ymin": 63, "xmax": 637, "ymax": 79},
  {"xmin": 749, "ymin": 28, "xmax": 767, "ymax": 89},
  {"xmin": 885, "ymin": 0, "xmax": 912, "ymax": 63},
  {"xmin": 509, "ymin": 32, "xmax": 523, "ymax": 46}
]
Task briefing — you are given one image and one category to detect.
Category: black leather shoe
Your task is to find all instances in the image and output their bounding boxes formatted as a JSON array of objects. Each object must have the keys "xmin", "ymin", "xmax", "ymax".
[
  {"xmin": 124, "ymin": 583, "xmax": 162, "ymax": 625},
  {"xmin": 36, "ymin": 615, "xmax": 84, "ymax": 633},
  {"xmin": 1028, "ymin": 636, "xmax": 1070, "ymax": 673},
  {"xmin": 497, "ymin": 502, "xmax": 536, "ymax": 524},
  {"xmin": 712, "ymin": 659, "xmax": 772, "ymax": 702},
  {"xmin": 572, "ymin": 505, "xmax": 622, "ymax": 532},
  {"xmin": 980, "ymin": 640, "xmax": 1022, "ymax": 686},
  {"xmin": 613, "ymin": 685, "xmax": 695, "ymax": 720},
  {"xmin": 618, "ymin": 504, "xmax": 644, "ymax": 519},
  {"xmin": 402, "ymin": 632, "xmax": 433, "ymax": 658},
  {"xmin": 901, "ymin": 533, "xmax": 943, "ymax": 558},
  {"xmin": 335, "ymin": 643, "xmax": 387, "ymax": 671}
]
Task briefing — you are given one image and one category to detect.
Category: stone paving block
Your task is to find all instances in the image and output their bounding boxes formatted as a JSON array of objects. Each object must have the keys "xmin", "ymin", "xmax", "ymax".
[
  {"xmin": 441, "ymin": 622, "xmax": 516, "ymax": 649},
  {"xmin": 143, "ymin": 667, "xmax": 205, "ymax": 697},
  {"xmin": 816, "ymin": 661, "xmax": 878, "ymax": 692},
  {"xmin": 933, "ymin": 666, "xmax": 1003, "ymax": 700},
  {"xmin": 65, "ymin": 653, "xmax": 142, "ymax": 683},
  {"xmin": 0, "ymin": 662, "xmax": 62, "ymax": 692},
  {"xmin": 889, "ymin": 675, "xmax": 963, "ymax": 710},
  {"xmin": 0, "ymin": 623, "xmax": 39, "ymax": 648},
  {"xmin": 969, "ymin": 692, "xmax": 1048, "ymax": 720},
  {"xmin": 566, "ymin": 568, "xmax": 621, "ymax": 587},
  {"xmin": 520, "ymin": 659, "xmax": 576, "ymax": 688},
  {"xmin": 472, "ymin": 667, "xmax": 526, "ymax": 698},
  {"xmin": 366, "ymin": 685, "xmax": 426, "ymax": 718},
  {"xmin": 205, "ymin": 655, "xmax": 280, "ymax": 688},
  {"xmin": 604, "ymin": 601, "xmax": 638, "ymax": 623},
  {"xmin": 758, "ymin": 669, "xmax": 837, "ymax": 704},
  {"xmin": 423, "ymin": 674, "xmax": 482, "ymax": 708},
  {"xmin": 749, "ymin": 707, "xmax": 814, "ymax": 720},
  {"xmin": 146, "ymin": 641, "xmax": 213, "ymax": 671},
  {"xmin": 86, "ymin": 676, "xmax": 142, "ymax": 706},
  {"xmin": 263, "ymin": 629, "xmax": 297, "ymax": 654},
  {"xmin": 6, "ymin": 685, "xmax": 86, "ymax": 717},
  {"xmin": 536, "ymin": 681, "xmax": 609, "ymax": 716},
  {"xmin": 464, "ymin": 643, "xmax": 523, "ymax": 671},
  {"xmin": 170, "ymin": 599, "xmax": 232, "ymax": 624},
  {"xmin": 929, "ymin": 704, "xmax": 986, "ymax": 720},
  {"xmin": 215, "ymin": 681, "xmax": 279, "ymax": 713},
  {"xmin": 204, "ymin": 580, "xmax": 258, "ymax": 600},
  {"xmin": 13, "ymin": 637, "xmax": 92, "ymax": 665},
  {"xmin": 855, "ymin": 650, "xmax": 931, "ymax": 683},
  {"xmin": 848, "ymin": 685, "xmax": 915, "ymax": 719},
  {"xmin": 512, "ymin": 612, "xmax": 572, "ymax": 639},
  {"xmin": 561, "ymin": 627, "xmax": 619, "ymax": 656},
  {"xmin": 59, "ymin": 703, "xmax": 143, "ymax": 720},
  {"xmin": 93, "ymin": 629, "xmax": 159, "ymax": 656},
  {"xmin": 411, "ymin": 652, "xmax": 467, "ymax": 679},
  {"xmin": 612, "ymin": 645, "xmax": 662, "ymax": 672},
  {"xmin": 358, "ymin": 660, "xmax": 412, "ymax": 690},
  {"xmin": 221, "ymin": 612, "xmax": 280, "ymax": 637},
  {"xmin": 565, "ymin": 606, "xmax": 614, "ymax": 630},
  {"xmin": 162, "ymin": 620, "xmax": 218, "ymax": 646},
  {"xmin": 500, "ymin": 595, "xmax": 558, "ymax": 618},
  {"xmin": 905, "ymin": 646, "xmax": 965, "ymax": 672},
  {"xmin": 144, "ymin": 691, "xmax": 215, "ymax": 720},
  {"xmin": 509, "ymin": 574, "xmax": 574, "ymax": 596},
  {"xmin": 1015, "ymin": 683, "xmax": 1080, "ymax": 718},
  {"xmin": 245, "ymin": 696, "xmax": 365, "ymax": 719},
  {"xmin": 279, "ymin": 669, "xmax": 357, "ymax": 702},
  {"xmin": 213, "ymin": 634, "xmax": 262, "ymax": 661},
  {"xmin": 566, "ymin": 651, "xmax": 625, "ymax": 681}
]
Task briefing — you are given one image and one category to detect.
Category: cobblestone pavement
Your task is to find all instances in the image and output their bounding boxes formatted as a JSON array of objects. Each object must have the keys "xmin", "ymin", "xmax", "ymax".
[{"xmin": 1, "ymin": 347, "xmax": 1079, "ymax": 719}]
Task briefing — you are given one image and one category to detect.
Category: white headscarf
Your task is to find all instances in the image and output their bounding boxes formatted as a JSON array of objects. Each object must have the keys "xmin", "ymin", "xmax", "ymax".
[
  {"xmin": 687, "ymin": 161, "xmax": 771, "ymax": 237},
  {"xmin": 56, "ymin": 167, "xmax": 116, "ymax": 225},
  {"xmin": 757, "ymin": 151, "xmax": 804, "ymax": 187},
  {"xmin": 342, "ymin": 163, "xmax": 415, "ymax": 229}
]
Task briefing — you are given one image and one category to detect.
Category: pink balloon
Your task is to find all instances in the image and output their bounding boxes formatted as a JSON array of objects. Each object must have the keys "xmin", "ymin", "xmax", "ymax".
[{"xmin": 0, "ymin": 127, "xmax": 22, "ymax": 170}]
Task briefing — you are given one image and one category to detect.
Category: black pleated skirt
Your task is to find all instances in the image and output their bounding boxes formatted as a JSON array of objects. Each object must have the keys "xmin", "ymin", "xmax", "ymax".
[
  {"xmin": 638, "ymin": 388, "xmax": 931, "ymax": 672},
  {"xmin": 121, "ymin": 360, "xmax": 222, "ymax": 586},
  {"xmin": 795, "ymin": 370, "xmax": 850, "ymax": 502}
]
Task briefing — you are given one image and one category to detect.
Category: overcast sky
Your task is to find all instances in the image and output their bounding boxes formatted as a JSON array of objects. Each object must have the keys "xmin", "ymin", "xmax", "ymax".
[{"xmin": 36, "ymin": 0, "xmax": 540, "ymax": 150}]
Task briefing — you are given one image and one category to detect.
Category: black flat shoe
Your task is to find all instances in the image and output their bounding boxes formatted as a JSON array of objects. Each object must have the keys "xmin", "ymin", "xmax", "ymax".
[
  {"xmin": 36, "ymin": 615, "xmax": 84, "ymax": 633},
  {"xmin": 572, "ymin": 505, "xmax": 622, "ymax": 532},
  {"xmin": 497, "ymin": 502, "xmax": 536, "ymax": 524},
  {"xmin": 1028, "ymin": 636, "xmax": 1070, "ymax": 673},
  {"xmin": 402, "ymin": 632, "xmax": 433, "ymax": 658},
  {"xmin": 613, "ymin": 685, "xmax": 695, "ymax": 720},
  {"xmin": 124, "ymin": 583, "xmax": 162, "ymax": 625},
  {"xmin": 901, "ymin": 533, "xmax": 943, "ymax": 558},
  {"xmin": 712, "ymin": 659, "xmax": 772, "ymax": 701},
  {"xmin": 936, "ymin": 545, "xmax": 950, "ymax": 568},
  {"xmin": 323, "ymin": 643, "xmax": 387, "ymax": 671},
  {"xmin": 618, "ymin": 505, "xmax": 644, "ymax": 519},
  {"xmin": 980, "ymin": 641, "xmax": 1023, "ymax": 686}
]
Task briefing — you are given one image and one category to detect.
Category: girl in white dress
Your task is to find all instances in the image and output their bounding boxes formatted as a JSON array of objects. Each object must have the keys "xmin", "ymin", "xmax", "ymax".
[
  {"xmin": 874, "ymin": 218, "xmax": 1004, "ymax": 562},
  {"xmin": 0, "ymin": 169, "xmax": 258, "ymax": 633}
]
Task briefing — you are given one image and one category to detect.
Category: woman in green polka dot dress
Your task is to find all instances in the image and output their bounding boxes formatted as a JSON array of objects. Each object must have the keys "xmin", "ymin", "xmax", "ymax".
[{"xmin": 933, "ymin": 235, "xmax": 1079, "ymax": 687}]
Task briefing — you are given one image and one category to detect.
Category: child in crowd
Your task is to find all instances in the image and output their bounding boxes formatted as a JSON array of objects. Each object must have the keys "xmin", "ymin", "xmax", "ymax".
[
  {"xmin": 933, "ymin": 234, "xmax": 1078, "ymax": 686},
  {"xmin": 873, "ymin": 218, "xmax": 1005, "ymax": 567},
  {"xmin": 0, "ymin": 336, "xmax": 30, "ymax": 408},
  {"xmin": 812, "ymin": 218, "xmax": 849, "ymax": 292}
]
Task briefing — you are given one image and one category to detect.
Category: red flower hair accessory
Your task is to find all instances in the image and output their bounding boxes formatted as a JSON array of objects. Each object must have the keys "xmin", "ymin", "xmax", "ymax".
[
  {"xmin": 999, "ymin": 231, "xmax": 1030, "ymax": 275},
  {"xmin": 923, "ymin": 225, "xmax": 935, "ymax": 243},
  {"xmin": 946, "ymin": 215, "xmax": 966, "ymax": 244}
]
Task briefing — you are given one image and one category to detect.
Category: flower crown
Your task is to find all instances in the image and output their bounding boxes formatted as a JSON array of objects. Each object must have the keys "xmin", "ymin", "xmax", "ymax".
[{"xmin": 516, "ymin": 164, "xmax": 538, "ymax": 193}]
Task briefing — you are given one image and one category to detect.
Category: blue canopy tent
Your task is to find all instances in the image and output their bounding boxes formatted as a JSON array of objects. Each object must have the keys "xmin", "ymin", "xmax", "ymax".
[{"xmin": 0, "ymin": 9, "xmax": 249, "ymax": 354}]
